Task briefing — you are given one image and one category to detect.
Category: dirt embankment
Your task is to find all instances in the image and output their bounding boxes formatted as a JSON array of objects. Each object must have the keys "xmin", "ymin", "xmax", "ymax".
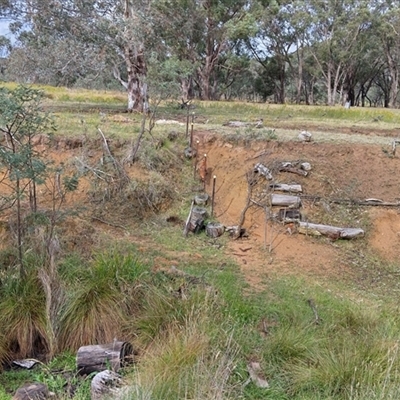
[{"xmin": 193, "ymin": 131, "xmax": 400, "ymax": 286}]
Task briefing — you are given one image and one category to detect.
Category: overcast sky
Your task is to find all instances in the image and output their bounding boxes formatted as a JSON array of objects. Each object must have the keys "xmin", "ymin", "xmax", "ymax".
[{"xmin": 0, "ymin": 20, "xmax": 12, "ymax": 38}]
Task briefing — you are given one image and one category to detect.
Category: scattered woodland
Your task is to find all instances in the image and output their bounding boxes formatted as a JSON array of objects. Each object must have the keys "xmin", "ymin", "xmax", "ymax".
[
  {"xmin": 0, "ymin": 83, "xmax": 399, "ymax": 399},
  {"xmin": 2, "ymin": 1, "xmax": 400, "ymax": 110},
  {"xmin": 1, "ymin": 1, "xmax": 400, "ymax": 399}
]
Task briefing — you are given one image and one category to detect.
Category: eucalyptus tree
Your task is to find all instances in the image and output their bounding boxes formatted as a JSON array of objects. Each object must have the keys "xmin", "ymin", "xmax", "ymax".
[
  {"xmin": 2, "ymin": 0, "xmax": 155, "ymax": 112},
  {"xmin": 370, "ymin": 1, "xmax": 400, "ymax": 108},
  {"xmin": 152, "ymin": 0, "xmax": 255, "ymax": 101},
  {"xmin": 247, "ymin": 0, "xmax": 296, "ymax": 103},
  {"xmin": 302, "ymin": 0, "xmax": 372, "ymax": 106}
]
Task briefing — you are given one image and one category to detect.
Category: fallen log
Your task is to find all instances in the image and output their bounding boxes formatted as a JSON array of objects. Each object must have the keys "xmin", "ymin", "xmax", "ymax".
[
  {"xmin": 77, "ymin": 341, "xmax": 134, "ymax": 375},
  {"xmin": 269, "ymin": 183, "xmax": 302, "ymax": 193},
  {"xmin": 277, "ymin": 208, "xmax": 302, "ymax": 222},
  {"xmin": 298, "ymin": 222, "xmax": 364, "ymax": 239},
  {"xmin": 254, "ymin": 163, "xmax": 273, "ymax": 180},
  {"xmin": 12, "ymin": 383, "xmax": 53, "ymax": 400},
  {"xmin": 279, "ymin": 165, "xmax": 308, "ymax": 177},
  {"xmin": 270, "ymin": 194, "xmax": 301, "ymax": 208}
]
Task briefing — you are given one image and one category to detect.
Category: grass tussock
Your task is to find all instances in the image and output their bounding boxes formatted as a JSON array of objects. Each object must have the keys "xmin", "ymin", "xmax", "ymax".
[
  {"xmin": 57, "ymin": 251, "xmax": 147, "ymax": 351},
  {"xmin": 122, "ymin": 285, "xmax": 240, "ymax": 400},
  {"xmin": 0, "ymin": 270, "xmax": 50, "ymax": 359}
]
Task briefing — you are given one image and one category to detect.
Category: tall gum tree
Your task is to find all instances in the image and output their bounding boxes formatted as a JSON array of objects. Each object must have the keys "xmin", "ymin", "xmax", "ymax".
[{"xmin": 2, "ymin": 0, "xmax": 152, "ymax": 112}]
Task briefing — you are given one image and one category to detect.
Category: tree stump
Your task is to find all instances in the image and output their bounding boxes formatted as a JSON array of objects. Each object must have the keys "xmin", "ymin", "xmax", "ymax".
[
  {"xmin": 189, "ymin": 206, "xmax": 207, "ymax": 233},
  {"xmin": 91, "ymin": 370, "xmax": 122, "ymax": 400},
  {"xmin": 13, "ymin": 383, "xmax": 53, "ymax": 400},
  {"xmin": 184, "ymin": 147, "xmax": 196, "ymax": 159},
  {"xmin": 194, "ymin": 193, "xmax": 209, "ymax": 206},
  {"xmin": 77, "ymin": 341, "xmax": 134, "ymax": 375},
  {"xmin": 206, "ymin": 222, "xmax": 225, "ymax": 238}
]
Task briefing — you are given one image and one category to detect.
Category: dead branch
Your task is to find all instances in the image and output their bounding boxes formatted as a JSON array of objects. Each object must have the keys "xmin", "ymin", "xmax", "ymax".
[
  {"xmin": 307, "ymin": 298, "xmax": 321, "ymax": 325},
  {"xmin": 234, "ymin": 171, "xmax": 258, "ymax": 239},
  {"xmin": 98, "ymin": 128, "xmax": 130, "ymax": 185}
]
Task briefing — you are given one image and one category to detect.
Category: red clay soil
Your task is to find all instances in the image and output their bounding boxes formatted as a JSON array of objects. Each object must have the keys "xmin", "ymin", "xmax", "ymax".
[{"xmin": 194, "ymin": 131, "xmax": 400, "ymax": 287}]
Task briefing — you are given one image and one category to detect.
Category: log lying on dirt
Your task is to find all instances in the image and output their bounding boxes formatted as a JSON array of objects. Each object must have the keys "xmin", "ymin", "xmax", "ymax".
[
  {"xmin": 298, "ymin": 222, "xmax": 364, "ymax": 239},
  {"xmin": 279, "ymin": 165, "xmax": 308, "ymax": 176},
  {"xmin": 269, "ymin": 183, "xmax": 303, "ymax": 193},
  {"xmin": 91, "ymin": 370, "xmax": 122, "ymax": 400},
  {"xmin": 13, "ymin": 383, "xmax": 53, "ymax": 400},
  {"xmin": 77, "ymin": 341, "xmax": 134, "ymax": 375},
  {"xmin": 254, "ymin": 163, "xmax": 273, "ymax": 180},
  {"xmin": 270, "ymin": 194, "xmax": 301, "ymax": 208},
  {"xmin": 277, "ymin": 208, "xmax": 302, "ymax": 222}
]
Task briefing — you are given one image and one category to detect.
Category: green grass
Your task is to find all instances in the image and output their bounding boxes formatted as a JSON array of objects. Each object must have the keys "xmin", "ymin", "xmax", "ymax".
[{"xmin": 2, "ymin": 83, "xmax": 400, "ymax": 399}]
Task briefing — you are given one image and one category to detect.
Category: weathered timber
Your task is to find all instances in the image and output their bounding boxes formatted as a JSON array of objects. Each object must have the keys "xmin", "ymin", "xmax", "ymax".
[
  {"xmin": 298, "ymin": 131, "xmax": 312, "ymax": 142},
  {"xmin": 300, "ymin": 195, "xmax": 400, "ymax": 207},
  {"xmin": 13, "ymin": 383, "xmax": 53, "ymax": 400},
  {"xmin": 77, "ymin": 341, "xmax": 134, "ymax": 375},
  {"xmin": 254, "ymin": 163, "xmax": 273, "ymax": 180},
  {"xmin": 183, "ymin": 200, "xmax": 195, "ymax": 237},
  {"xmin": 298, "ymin": 222, "xmax": 364, "ymax": 239},
  {"xmin": 206, "ymin": 222, "xmax": 225, "ymax": 238},
  {"xmin": 277, "ymin": 208, "xmax": 302, "ymax": 222},
  {"xmin": 188, "ymin": 206, "xmax": 207, "ymax": 233},
  {"xmin": 269, "ymin": 183, "xmax": 302, "ymax": 193},
  {"xmin": 279, "ymin": 165, "xmax": 308, "ymax": 176},
  {"xmin": 246, "ymin": 362, "xmax": 269, "ymax": 388},
  {"xmin": 270, "ymin": 194, "xmax": 301, "ymax": 208},
  {"xmin": 91, "ymin": 370, "xmax": 122, "ymax": 400},
  {"xmin": 194, "ymin": 193, "xmax": 209, "ymax": 206}
]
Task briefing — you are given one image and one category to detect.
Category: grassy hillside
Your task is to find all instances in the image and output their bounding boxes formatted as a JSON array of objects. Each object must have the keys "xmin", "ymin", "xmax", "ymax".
[{"xmin": 0, "ymin": 84, "xmax": 400, "ymax": 399}]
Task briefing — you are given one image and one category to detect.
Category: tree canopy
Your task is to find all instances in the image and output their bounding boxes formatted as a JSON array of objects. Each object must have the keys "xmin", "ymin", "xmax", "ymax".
[{"xmin": 1, "ymin": 0, "xmax": 400, "ymax": 108}]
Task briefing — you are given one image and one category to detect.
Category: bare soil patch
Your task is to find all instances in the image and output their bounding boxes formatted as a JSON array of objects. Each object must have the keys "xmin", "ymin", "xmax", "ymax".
[{"xmin": 194, "ymin": 131, "xmax": 400, "ymax": 286}]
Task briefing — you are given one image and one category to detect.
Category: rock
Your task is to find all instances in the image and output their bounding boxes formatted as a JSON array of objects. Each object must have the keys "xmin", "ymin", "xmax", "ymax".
[{"xmin": 298, "ymin": 131, "xmax": 312, "ymax": 142}]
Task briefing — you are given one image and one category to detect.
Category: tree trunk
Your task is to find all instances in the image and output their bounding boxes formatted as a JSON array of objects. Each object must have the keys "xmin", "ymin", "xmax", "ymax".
[
  {"xmin": 125, "ymin": 45, "xmax": 148, "ymax": 112},
  {"xmin": 77, "ymin": 341, "xmax": 134, "ymax": 375}
]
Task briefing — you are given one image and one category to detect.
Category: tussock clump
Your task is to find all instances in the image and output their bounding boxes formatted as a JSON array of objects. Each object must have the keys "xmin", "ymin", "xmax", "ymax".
[
  {"xmin": 0, "ymin": 271, "xmax": 51, "ymax": 360},
  {"xmin": 57, "ymin": 251, "xmax": 147, "ymax": 351}
]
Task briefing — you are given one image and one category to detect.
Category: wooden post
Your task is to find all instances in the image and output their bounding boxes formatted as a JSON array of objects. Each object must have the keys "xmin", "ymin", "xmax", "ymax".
[
  {"xmin": 190, "ymin": 113, "xmax": 195, "ymax": 147},
  {"xmin": 185, "ymin": 106, "xmax": 190, "ymax": 138},
  {"xmin": 211, "ymin": 175, "xmax": 216, "ymax": 217},
  {"xmin": 193, "ymin": 140, "xmax": 199, "ymax": 179}
]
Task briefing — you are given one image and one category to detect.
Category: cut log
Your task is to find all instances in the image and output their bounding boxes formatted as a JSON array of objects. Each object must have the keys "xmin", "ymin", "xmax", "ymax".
[
  {"xmin": 279, "ymin": 165, "xmax": 308, "ymax": 176},
  {"xmin": 91, "ymin": 370, "xmax": 122, "ymax": 400},
  {"xmin": 189, "ymin": 206, "xmax": 207, "ymax": 233},
  {"xmin": 206, "ymin": 222, "xmax": 225, "ymax": 238},
  {"xmin": 270, "ymin": 194, "xmax": 301, "ymax": 208},
  {"xmin": 13, "ymin": 383, "xmax": 53, "ymax": 400},
  {"xmin": 184, "ymin": 147, "xmax": 196, "ymax": 159},
  {"xmin": 194, "ymin": 193, "xmax": 209, "ymax": 206},
  {"xmin": 298, "ymin": 222, "xmax": 364, "ymax": 239},
  {"xmin": 277, "ymin": 208, "xmax": 302, "ymax": 222},
  {"xmin": 77, "ymin": 341, "xmax": 134, "ymax": 375},
  {"xmin": 269, "ymin": 183, "xmax": 302, "ymax": 193},
  {"xmin": 298, "ymin": 131, "xmax": 312, "ymax": 142},
  {"xmin": 254, "ymin": 163, "xmax": 273, "ymax": 180}
]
